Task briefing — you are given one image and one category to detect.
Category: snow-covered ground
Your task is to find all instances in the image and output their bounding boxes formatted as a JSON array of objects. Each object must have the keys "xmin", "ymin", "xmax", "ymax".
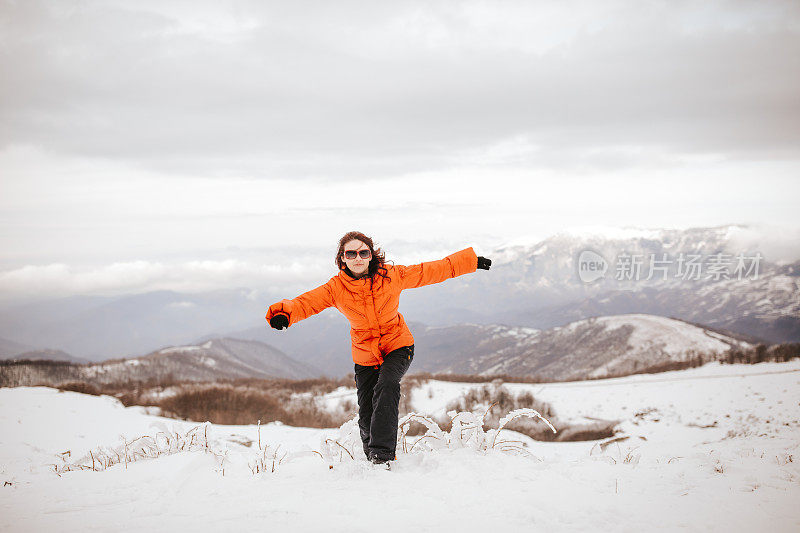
[{"xmin": 1, "ymin": 361, "xmax": 799, "ymax": 532}]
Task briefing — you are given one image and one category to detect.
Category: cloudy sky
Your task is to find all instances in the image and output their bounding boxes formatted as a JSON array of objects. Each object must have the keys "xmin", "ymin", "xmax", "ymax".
[{"xmin": 1, "ymin": 0, "xmax": 799, "ymax": 302}]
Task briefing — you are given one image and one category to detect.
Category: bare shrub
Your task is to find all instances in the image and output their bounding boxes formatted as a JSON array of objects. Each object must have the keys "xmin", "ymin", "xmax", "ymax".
[
  {"xmin": 157, "ymin": 384, "xmax": 350, "ymax": 428},
  {"xmin": 221, "ymin": 375, "xmax": 355, "ymax": 395},
  {"xmin": 159, "ymin": 386, "xmax": 287, "ymax": 425},
  {"xmin": 399, "ymin": 375, "xmax": 425, "ymax": 417},
  {"xmin": 115, "ymin": 388, "xmax": 147, "ymax": 407},
  {"xmin": 723, "ymin": 342, "xmax": 800, "ymax": 365},
  {"xmin": 57, "ymin": 381, "xmax": 101, "ymax": 396},
  {"xmin": 281, "ymin": 395, "xmax": 349, "ymax": 428},
  {"xmin": 441, "ymin": 382, "xmax": 618, "ymax": 442},
  {"xmin": 555, "ymin": 422, "xmax": 617, "ymax": 441},
  {"xmin": 767, "ymin": 343, "xmax": 800, "ymax": 363},
  {"xmin": 446, "ymin": 382, "xmax": 560, "ymax": 441}
]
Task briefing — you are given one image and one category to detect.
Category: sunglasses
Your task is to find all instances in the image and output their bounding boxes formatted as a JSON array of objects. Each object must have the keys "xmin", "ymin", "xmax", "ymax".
[{"xmin": 344, "ymin": 249, "xmax": 372, "ymax": 259}]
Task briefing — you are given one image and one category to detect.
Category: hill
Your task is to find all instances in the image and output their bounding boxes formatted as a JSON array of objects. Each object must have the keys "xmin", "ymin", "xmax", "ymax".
[{"xmin": 0, "ymin": 337, "xmax": 322, "ymax": 387}]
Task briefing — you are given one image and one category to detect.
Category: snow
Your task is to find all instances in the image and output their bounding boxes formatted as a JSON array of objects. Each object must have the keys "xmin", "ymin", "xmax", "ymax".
[
  {"xmin": 411, "ymin": 380, "xmax": 485, "ymax": 418},
  {"xmin": 768, "ymin": 275, "xmax": 796, "ymax": 293},
  {"xmin": 600, "ymin": 313, "xmax": 736, "ymax": 354},
  {"xmin": 292, "ymin": 385, "xmax": 358, "ymax": 414},
  {"xmin": 158, "ymin": 345, "xmax": 203, "ymax": 354},
  {"xmin": 2, "ymin": 361, "xmax": 799, "ymax": 531},
  {"xmin": 318, "ymin": 385, "xmax": 357, "ymax": 412},
  {"xmin": 706, "ymin": 291, "xmax": 731, "ymax": 312},
  {"xmin": 519, "ymin": 313, "xmax": 747, "ymax": 380},
  {"xmin": 567, "ymin": 314, "xmax": 746, "ymax": 378},
  {"xmin": 504, "ymin": 326, "xmax": 540, "ymax": 339}
]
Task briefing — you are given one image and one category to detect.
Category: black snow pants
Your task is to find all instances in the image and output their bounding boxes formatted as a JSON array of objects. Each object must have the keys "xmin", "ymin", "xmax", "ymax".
[{"xmin": 354, "ymin": 344, "xmax": 414, "ymax": 461}]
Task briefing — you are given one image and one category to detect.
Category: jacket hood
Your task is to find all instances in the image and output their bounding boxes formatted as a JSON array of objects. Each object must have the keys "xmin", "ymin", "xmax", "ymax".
[{"xmin": 338, "ymin": 267, "xmax": 377, "ymax": 292}]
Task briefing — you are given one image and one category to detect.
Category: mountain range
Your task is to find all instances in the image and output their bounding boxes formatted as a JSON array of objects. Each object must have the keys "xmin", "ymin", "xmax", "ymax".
[
  {"xmin": 0, "ymin": 337, "xmax": 323, "ymax": 387},
  {"xmin": 0, "ymin": 225, "xmax": 796, "ymax": 378},
  {"xmin": 1, "ymin": 314, "xmax": 751, "ymax": 385},
  {"xmin": 407, "ymin": 313, "xmax": 753, "ymax": 380}
]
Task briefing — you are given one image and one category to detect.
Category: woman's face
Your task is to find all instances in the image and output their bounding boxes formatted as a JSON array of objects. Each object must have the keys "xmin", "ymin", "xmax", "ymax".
[{"xmin": 342, "ymin": 239, "xmax": 371, "ymax": 275}]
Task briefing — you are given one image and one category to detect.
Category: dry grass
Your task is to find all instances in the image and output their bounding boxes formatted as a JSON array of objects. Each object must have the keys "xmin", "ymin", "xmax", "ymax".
[
  {"xmin": 41, "ymin": 375, "xmax": 359, "ymax": 428},
  {"xmin": 159, "ymin": 386, "xmax": 285, "ymax": 425},
  {"xmin": 157, "ymin": 384, "xmax": 352, "ymax": 428},
  {"xmin": 57, "ymin": 381, "xmax": 102, "ymax": 396},
  {"xmin": 220, "ymin": 375, "xmax": 356, "ymax": 394}
]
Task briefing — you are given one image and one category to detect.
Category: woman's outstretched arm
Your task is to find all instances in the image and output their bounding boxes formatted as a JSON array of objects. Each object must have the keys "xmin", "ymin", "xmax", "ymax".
[
  {"xmin": 266, "ymin": 280, "xmax": 335, "ymax": 329},
  {"xmin": 397, "ymin": 247, "xmax": 487, "ymax": 290}
]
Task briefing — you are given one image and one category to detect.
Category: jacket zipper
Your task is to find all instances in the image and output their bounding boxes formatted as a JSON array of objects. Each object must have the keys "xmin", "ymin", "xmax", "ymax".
[
  {"xmin": 376, "ymin": 296, "xmax": 394, "ymax": 315},
  {"xmin": 341, "ymin": 302, "xmax": 367, "ymax": 319}
]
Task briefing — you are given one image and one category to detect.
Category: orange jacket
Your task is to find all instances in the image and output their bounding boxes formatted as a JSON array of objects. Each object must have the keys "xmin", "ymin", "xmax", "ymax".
[{"xmin": 266, "ymin": 247, "xmax": 478, "ymax": 366}]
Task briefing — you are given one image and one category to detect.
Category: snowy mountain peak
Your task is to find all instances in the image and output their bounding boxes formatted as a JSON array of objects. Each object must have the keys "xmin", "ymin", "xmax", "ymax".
[
  {"xmin": 491, "ymin": 224, "xmax": 757, "ymax": 265},
  {"xmin": 415, "ymin": 313, "xmax": 751, "ymax": 381}
]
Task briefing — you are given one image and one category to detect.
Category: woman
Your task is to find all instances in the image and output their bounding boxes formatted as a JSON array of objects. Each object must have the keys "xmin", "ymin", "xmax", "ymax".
[{"xmin": 266, "ymin": 231, "xmax": 492, "ymax": 466}]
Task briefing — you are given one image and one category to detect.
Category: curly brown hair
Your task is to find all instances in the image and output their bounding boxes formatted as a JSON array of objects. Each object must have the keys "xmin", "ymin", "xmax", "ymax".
[{"xmin": 335, "ymin": 231, "xmax": 391, "ymax": 285}]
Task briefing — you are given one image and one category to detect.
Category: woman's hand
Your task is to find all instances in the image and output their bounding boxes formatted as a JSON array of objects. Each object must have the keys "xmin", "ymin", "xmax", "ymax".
[
  {"xmin": 267, "ymin": 301, "xmax": 291, "ymax": 330},
  {"xmin": 477, "ymin": 256, "xmax": 492, "ymax": 270},
  {"xmin": 269, "ymin": 313, "xmax": 289, "ymax": 330}
]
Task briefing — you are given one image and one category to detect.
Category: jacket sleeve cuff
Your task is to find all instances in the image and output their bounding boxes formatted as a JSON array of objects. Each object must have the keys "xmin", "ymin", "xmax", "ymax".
[
  {"xmin": 447, "ymin": 247, "xmax": 478, "ymax": 277},
  {"xmin": 266, "ymin": 300, "xmax": 294, "ymax": 324}
]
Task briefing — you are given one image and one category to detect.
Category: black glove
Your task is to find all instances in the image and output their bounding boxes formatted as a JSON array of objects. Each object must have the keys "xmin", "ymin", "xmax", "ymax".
[
  {"xmin": 269, "ymin": 313, "xmax": 289, "ymax": 330},
  {"xmin": 477, "ymin": 256, "xmax": 492, "ymax": 270}
]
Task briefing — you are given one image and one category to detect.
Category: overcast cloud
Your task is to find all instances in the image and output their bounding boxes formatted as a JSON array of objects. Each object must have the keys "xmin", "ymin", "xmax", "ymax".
[
  {"xmin": 1, "ymin": 0, "xmax": 799, "ymax": 302},
  {"xmin": 3, "ymin": 0, "xmax": 799, "ymax": 174}
]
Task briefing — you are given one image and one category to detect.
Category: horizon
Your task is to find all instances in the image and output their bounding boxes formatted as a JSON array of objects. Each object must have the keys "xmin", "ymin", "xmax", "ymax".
[{"xmin": 0, "ymin": 221, "xmax": 798, "ymax": 306}]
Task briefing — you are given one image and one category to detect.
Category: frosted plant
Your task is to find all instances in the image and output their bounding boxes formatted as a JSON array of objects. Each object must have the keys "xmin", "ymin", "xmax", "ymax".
[
  {"xmin": 448, "ymin": 410, "xmax": 487, "ymax": 450},
  {"xmin": 483, "ymin": 408, "xmax": 557, "ymax": 457},
  {"xmin": 53, "ymin": 422, "xmax": 226, "ymax": 475},
  {"xmin": 249, "ymin": 444, "xmax": 288, "ymax": 474},
  {"xmin": 394, "ymin": 407, "xmax": 557, "ymax": 458},
  {"xmin": 53, "ymin": 407, "xmax": 558, "ymax": 476},
  {"xmin": 397, "ymin": 412, "xmax": 448, "ymax": 453}
]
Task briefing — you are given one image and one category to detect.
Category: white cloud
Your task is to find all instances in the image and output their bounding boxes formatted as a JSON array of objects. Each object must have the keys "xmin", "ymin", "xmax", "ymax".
[
  {"xmin": 1, "ymin": 143, "xmax": 799, "ymax": 270},
  {"xmin": 0, "ymin": 258, "xmax": 331, "ymax": 303},
  {"xmin": 167, "ymin": 301, "xmax": 197, "ymax": 308},
  {"xmin": 726, "ymin": 224, "xmax": 800, "ymax": 266}
]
